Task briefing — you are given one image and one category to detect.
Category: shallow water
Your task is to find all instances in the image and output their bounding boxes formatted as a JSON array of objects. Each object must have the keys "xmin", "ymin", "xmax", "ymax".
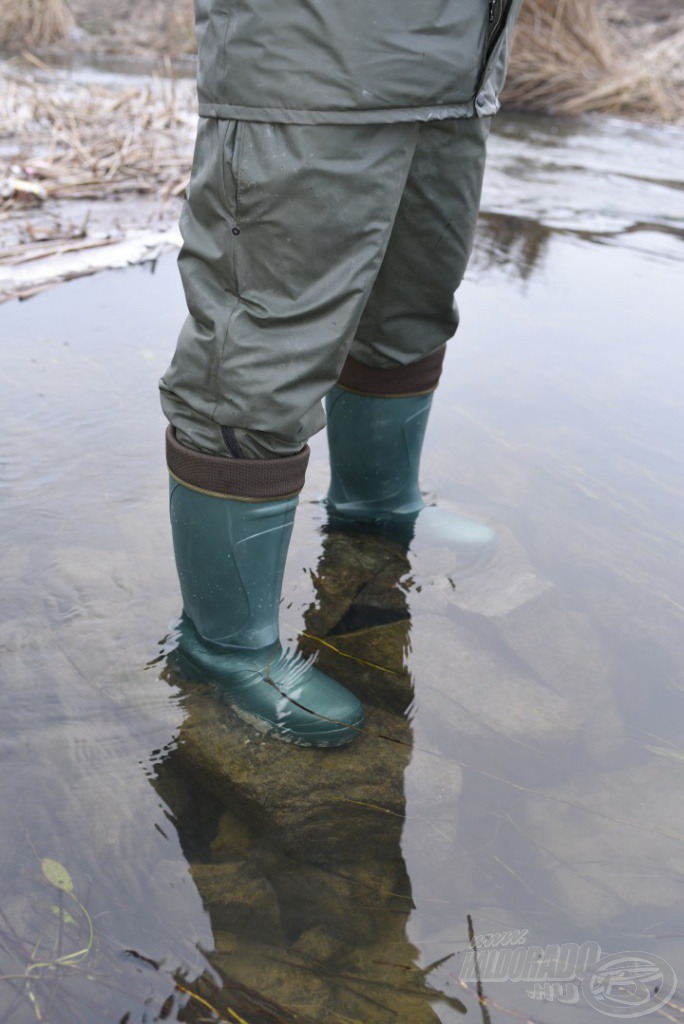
[{"xmin": 1, "ymin": 112, "xmax": 683, "ymax": 1023}]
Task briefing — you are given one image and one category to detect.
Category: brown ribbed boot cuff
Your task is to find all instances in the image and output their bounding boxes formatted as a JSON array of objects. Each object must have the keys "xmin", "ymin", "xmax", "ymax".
[
  {"xmin": 166, "ymin": 427, "xmax": 310, "ymax": 501},
  {"xmin": 337, "ymin": 345, "xmax": 447, "ymax": 397}
]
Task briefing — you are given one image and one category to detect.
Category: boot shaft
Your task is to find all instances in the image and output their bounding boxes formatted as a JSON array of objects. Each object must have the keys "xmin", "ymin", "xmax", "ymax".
[
  {"xmin": 169, "ymin": 477, "xmax": 298, "ymax": 648},
  {"xmin": 326, "ymin": 386, "xmax": 433, "ymax": 515}
]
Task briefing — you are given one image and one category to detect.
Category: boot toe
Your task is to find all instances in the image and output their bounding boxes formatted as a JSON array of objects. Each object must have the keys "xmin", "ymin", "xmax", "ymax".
[
  {"xmin": 413, "ymin": 506, "xmax": 497, "ymax": 569},
  {"xmin": 171, "ymin": 626, "xmax": 364, "ymax": 747},
  {"xmin": 269, "ymin": 662, "xmax": 365, "ymax": 747}
]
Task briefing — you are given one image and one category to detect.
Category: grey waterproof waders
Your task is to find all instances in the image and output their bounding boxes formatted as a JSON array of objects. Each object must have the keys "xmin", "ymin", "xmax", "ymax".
[
  {"xmin": 160, "ymin": 0, "xmax": 525, "ymax": 743},
  {"xmin": 161, "ymin": 117, "xmax": 497, "ymax": 743}
]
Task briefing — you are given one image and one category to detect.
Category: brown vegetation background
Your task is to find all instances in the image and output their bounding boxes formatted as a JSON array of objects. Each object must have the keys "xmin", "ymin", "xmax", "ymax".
[
  {"xmin": 0, "ymin": 0, "xmax": 682, "ymax": 122},
  {"xmin": 0, "ymin": 0, "xmax": 682, "ymax": 296}
]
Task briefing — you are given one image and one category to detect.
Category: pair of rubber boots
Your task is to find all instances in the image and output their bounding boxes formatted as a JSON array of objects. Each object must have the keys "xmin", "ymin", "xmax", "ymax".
[{"xmin": 169, "ymin": 387, "xmax": 496, "ymax": 746}]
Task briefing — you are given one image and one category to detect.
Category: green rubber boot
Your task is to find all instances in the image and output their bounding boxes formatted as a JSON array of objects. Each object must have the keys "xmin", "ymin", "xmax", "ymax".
[
  {"xmin": 168, "ymin": 474, "xmax": 364, "ymax": 747},
  {"xmin": 325, "ymin": 386, "xmax": 496, "ymax": 567}
]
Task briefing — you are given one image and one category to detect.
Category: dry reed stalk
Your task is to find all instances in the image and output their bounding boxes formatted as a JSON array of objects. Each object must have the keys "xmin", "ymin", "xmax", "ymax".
[
  {"xmin": 0, "ymin": 0, "xmax": 74, "ymax": 48},
  {"xmin": 160, "ymin": 0, "xmax": 195, "ymax": 54},
  {"xmin": 1, "ymin": 65, "xmax": 196, "ymax": 211},
  {"xmin": 0, "ymin": 234, "xmax": 122, "ymax": 266},
  {"xmin": 505, "ymin": 0, "xmax": 684, "ymax": 122}
]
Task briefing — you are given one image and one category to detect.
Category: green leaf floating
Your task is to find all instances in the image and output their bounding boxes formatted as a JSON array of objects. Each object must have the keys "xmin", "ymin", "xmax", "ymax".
[{"xmin": 41, "ymin": 858, "xmax": 74, "ymax": 893}]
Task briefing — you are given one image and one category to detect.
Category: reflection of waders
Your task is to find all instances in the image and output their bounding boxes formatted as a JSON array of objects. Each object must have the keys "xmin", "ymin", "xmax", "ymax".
[{"xmin": 160, "ymin": 1, "xmax": 522, "ymax": 745}]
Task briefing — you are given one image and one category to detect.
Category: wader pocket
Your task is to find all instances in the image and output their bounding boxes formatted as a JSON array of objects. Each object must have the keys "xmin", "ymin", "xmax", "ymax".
[
  {"xmin": 218, "ymin": 119, "xmax": 243, "ymax": 299},
  {"xmin": 220, "ymin": 120, "xmax": 242, "ymax": 225}
]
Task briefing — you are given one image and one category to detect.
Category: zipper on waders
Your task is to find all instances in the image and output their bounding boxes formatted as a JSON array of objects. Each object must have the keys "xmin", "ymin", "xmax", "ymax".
[
  {"xmin": 486, "ymin": 0, "xmax": 507, "ymax": 59},
  {"xmin": 475, "ymin": 0, "xmax": 512, "ymax": 100}
]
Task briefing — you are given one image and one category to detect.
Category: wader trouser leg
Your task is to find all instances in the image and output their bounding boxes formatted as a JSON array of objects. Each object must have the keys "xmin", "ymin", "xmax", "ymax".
[
  {"xmin": 350, "ymin": 114, "xmax": 491, "ymax": 374},
  {"xmin": 159, "ymin": 119, "xmax": 431, "ymax": 744},
  {"xmin": 160, "ymin": 118, "xmax": 422, "ymax": 460},
  {"xmin": 325, "ymin": 116, "xmax": 496, "ymax": 563},
  {"xmin": 160, "ymin": 118, "xmax": 493, "ymax": 747}
]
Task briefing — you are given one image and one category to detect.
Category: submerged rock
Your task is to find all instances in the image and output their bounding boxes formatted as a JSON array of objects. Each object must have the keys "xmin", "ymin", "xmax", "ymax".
[
  {"xmin": 210, "ymin": 929, "xmax": 451, "ymax": 1023},
  {"xmin": 410, "ymin": 611, "xmax": 584, "ymax": 744},
  {"xmin": 416, "ymin": 525, "xmax": 552, "ymax": 619},
  {"xmin": 301, "ymin": 619, "xmax": 412, "ymax": 715},
  {"xmin": 300, "ymin": 529, "xmax": 414, "ymax": 712},
  {"xmin": 158, "ymin": 710, "xmax": 456, "ymax": 1021},
  {"xmin": 492, "ymin": 590, "xmax": 624, "ymax": 765},
  {"xmin": 524, "ymin": 757, "xmax": 684, "ymax": 928},
  {"xmin": 300, "ymin": 527, "xmax": 623, "ymax": 773},
  {"xmin": 189, "ymin": 860, "xmax": 284, "ymax": 943},
  {"xmin": 156, "ymin": 518, "xmax": 632, "ymax": 1019},
  {"xmin": 305, "ymin": 529, "xmax": 412, "ymax": 637},
  {"xmin": 168, "ymin": 678, "xmax": 412, "ymax": 863}
]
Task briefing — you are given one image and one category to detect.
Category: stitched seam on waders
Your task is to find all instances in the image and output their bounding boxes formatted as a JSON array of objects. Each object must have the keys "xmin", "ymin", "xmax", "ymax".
[
  {"xmin": 221, "ymin": 119, "xmax": 242, "ymax": 300},
  {"xmin": 212, "ymin": 303, "xmax": 242, "ymax": 426},
  {"xmin": 212, "ymin": 121, "xmax": 246, "ymax": 427},
  {"xmin": 378, "ymin": 126, "xmax": 421, "ymax": 337},
  {"xmin": 232, "ymin": 121, "xmax": 246, "ymax": 300},
  {"xmin": 198, "ymin": 100, "xmax": 476, "ymax": 117}
]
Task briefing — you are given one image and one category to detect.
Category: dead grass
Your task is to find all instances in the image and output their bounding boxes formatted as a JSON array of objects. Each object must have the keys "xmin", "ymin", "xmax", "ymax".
[
  {"xmin": 0, "ymin": 0, "xmax": 74, "ymax": 48},
  {"xmin": 0, "ymin": 60, "xmax": 194, "ymax": 280},
  {"xmin": 2, "ymin": 0, "xmax": 683, "ymax": 122},
  {"xmin": 160, "ymin": 0, "xmax": 195, "ymax": 54},
  {"xmin": 68, "ymin": 0, "xmax": 196, "ymax": 55},
  {"xmin": 505, "ymin": 0, "xmax": 684, "ymax": 122},
  {"xmin": 0, "ymin": 60, "xmax": 195, "ymax": 214}
]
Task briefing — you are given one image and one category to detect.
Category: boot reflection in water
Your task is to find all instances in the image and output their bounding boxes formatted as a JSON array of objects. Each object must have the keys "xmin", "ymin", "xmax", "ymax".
[
  {"xmin": 154, "ymin": 525, "xmax": 461, "ymax": 1022},
  {"xmin": 301, "ymin": 528, "xmax": 416, "ymax": 718}
]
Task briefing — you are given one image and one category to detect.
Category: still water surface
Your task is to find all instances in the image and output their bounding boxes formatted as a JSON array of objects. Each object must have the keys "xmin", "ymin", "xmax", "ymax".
[{"xmin": 1, "ymin": 112, "xmax": 683, "ymax": 1023}]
